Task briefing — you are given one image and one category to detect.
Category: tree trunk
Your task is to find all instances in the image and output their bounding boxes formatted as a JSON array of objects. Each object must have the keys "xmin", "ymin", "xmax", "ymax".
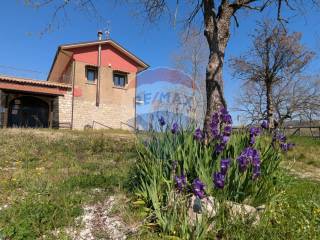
[
  {"xmin": 266, "ymin": 83, "xmax": 274, "ymax": 129},
  {"xmin": 202, "ymin": 1, "xmax": 232, "ymax": 139},
  {"xmin": 203, "ymin": 48, "xmax": 227, "ymax": 137}
]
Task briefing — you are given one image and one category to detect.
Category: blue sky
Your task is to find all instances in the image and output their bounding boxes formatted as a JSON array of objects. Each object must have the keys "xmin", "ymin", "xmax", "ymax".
[{"xmin": 0, "ymin": 1, "xmax": 319, "ymax": 123}]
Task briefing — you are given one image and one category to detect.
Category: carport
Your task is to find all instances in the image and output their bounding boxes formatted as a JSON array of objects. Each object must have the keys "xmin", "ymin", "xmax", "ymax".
[{"xmin": 0, "ymin": 75, "xmax": 70, "ymax": 128}]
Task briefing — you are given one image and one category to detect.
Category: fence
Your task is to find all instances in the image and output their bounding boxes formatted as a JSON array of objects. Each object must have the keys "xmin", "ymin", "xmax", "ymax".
[
  {"xmin": 283, "ymin": 126, "xmax": 320, "ymax": 138},
  {"xmin": 232, "ymin": 126, "xmax": 320, "ymax": 138}
]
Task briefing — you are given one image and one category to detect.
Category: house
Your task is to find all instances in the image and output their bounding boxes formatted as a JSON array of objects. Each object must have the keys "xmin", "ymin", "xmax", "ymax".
[{"xmin": 0, "ymin": 32, "xmax": 149, "ymax": 130}]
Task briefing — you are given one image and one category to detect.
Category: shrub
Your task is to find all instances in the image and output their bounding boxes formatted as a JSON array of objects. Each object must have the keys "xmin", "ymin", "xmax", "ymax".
[{"xmin": 130, "ymin": 110, "xmax": 293, "ymax": 238}]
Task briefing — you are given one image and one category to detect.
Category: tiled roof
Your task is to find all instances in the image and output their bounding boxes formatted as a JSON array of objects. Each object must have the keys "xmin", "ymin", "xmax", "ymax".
[{"xmin": 0, "ymin": 75, "xmax": 71, "ymax": 88}]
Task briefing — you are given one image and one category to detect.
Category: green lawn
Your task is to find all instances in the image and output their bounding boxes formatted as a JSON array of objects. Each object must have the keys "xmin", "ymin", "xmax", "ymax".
[
  {"xmin": 283, "ymin": 136, "xmax": 320, "ymax": 181},
  {"xmin": 0, "ymin": 129, "xmax": 137, "ymax": 240},
  {"xmin": 0, "ymin": 130, "xmax": 319, "ymax": 239},
  {"xmin": 287, "ymin": 136, "xmax": 320, "ymax": 167}
]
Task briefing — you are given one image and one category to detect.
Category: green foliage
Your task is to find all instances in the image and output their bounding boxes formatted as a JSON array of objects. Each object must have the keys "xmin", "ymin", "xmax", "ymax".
[{"xmin": 130, "ymin": 124, "xmax": 285, "ymax": 238}]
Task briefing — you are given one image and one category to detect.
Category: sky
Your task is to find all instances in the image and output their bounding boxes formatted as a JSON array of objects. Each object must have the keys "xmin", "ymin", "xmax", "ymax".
[{"xmin": 0, "ymin": 1, "xmax": 319, "ymax": 124}]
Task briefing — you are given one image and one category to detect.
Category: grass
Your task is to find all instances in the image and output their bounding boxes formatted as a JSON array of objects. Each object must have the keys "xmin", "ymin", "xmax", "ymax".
[
  {"xmin": 219, "ymin": 175, "xmax": 320, "ymax": 239},
  {"xmin": 0, "ymin": 129, "xmax": 319, "ymax": 239},
  {"xmin": 0, "ymin": 129, "xmax": 136, "ymax": 240},
  {"xmin": 286, "ymin": 136, "xmax": 320, "ymax": 167},
  {"xmin": 282, "ymin": 136, "xmax": 320, "ymax": 181}
]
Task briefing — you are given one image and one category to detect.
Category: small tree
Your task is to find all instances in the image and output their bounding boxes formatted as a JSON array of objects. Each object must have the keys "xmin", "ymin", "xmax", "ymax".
[{"xmin": 230, "ymin": 21, "xmax": 315, "ymax": 128}]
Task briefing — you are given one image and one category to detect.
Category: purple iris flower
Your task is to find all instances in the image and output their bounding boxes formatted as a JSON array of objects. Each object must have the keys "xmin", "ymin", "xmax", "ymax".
[
  {"xmin": 287, "ymin": 143, "xmax": 295, "ymax": 150},
  {"xmin": 223, "ymin": 125, "xmax": 232, "ymax": 136},
  {"xmin": 171, "ymin": 122, "xmax": 179, "ymax": 134},
  {"xmin": 252, "ymin": 165, "xmax": 261, "ymax": 180},
  {"xmin": 175, "ymin": 174, "xmax": 187, "ymax": 192},
  {"xmin": 249, "ymin": 127, "xmax": 261, "ymax": 145},
  {"xmin": 237, "ymin": 155, "xmax": 249, "ymax": 172},
  {"xmin": 249, "ymin": 135, "xmax": 255, "ymax": 145},
  {"xmin": 220, "ymin": 108, "xmax": 232, "ymax": 124},
  {"xmin": 252, "ymin": 151, "xmax": 261, "ymax": 166},
  {"xmin": 212, "ymin": 112, "xmax": 220, "ymax": 124},
  {"xmin": 222, "ymin": 114, "xmax": 232, "ymax": 124},
  {"xmin": 237, "ymin": 147, "xmax": 260, "ymax": 172},
  {"xmin": 280, "ymin": 143, "xmax": 287, "ymax": 151},
  {"xmin": 220, "ymin": 108, "xmax": 229, "ymax": 116},
  {"xmin": 250, "ymin": 127, "xmax": 261, "ymax": 137},
  {"xmin": 213, "ymin": 172, "xmax": 225, "ymax": 189},
  {"xmin": 158, "ymin": 116, "xmax": 166, "ymax": 127},
  {"xmin": 278, "ymin": 134, "xmax": 286, "ymax": 143},
  {"xmin": 194, "ymin": 128, "xmax": 203, "ymax": 141},
  {"xmin": 215, "ymin": 143, "xmax": 225, "ymax": 154},
  {"xmin": 221, "ymin": 135, "xmax": 230, "ymax": 145},
  {"xmin": 211, "ymin": 127, "xmax": 220, "ymax": 138},
  {"xmin": 192, "ymin": 178, "xmax": 205, "ymax": 199},
  {"xmin": 261, "ymin": 121, "xmax": 268, "ymax": 129},
  {"xmin": 215, "ymin": 135, "xmax": 230, "ymax": 155},
  {"xmin": 220, "ymin": 158, "xmax": 231, "ymax": 175},
  {"xmin": 272, "ymin": 131, "xmax": 293, "ymax": 152},
  {"xmin": 280, "ymin": 142, "xmax": 294, "ymax": 151},
  {"xmin": 210, "ymin": 113, "xmax": 220, "ymax": 138}
]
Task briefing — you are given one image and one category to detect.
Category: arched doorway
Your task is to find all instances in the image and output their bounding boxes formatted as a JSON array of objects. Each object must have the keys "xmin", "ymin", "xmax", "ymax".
[{"xmin": 8, "ymin": 96, "xmax": 49, "ymax": 128}]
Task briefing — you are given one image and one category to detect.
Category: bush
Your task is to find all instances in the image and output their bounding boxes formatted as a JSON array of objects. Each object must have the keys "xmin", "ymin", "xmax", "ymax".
[{"xmin": 130, "ymin": 110, "xmax": 293, "ymax": 238}]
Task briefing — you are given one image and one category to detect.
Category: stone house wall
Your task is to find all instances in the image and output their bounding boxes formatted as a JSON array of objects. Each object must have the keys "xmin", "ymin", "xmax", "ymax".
[
  {"xmin": 71, "ymin": 61, "xmax": 136, "ymax": 130},
  {"xmin": 0, "ymin": 90, "xmax": 4, "ymax": 128},
  {"xmin": 52, "ymin": 90, "xmax": 73, "ymax": 128}
]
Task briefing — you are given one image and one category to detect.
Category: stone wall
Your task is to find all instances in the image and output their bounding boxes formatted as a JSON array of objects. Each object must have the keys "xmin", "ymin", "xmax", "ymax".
[
  {"xmin": 0, "ymin": 90, "xmax": 4, "ymax": 127},
  {"xmin": 53, "ymin": 90, "xmax": 73, "ymax": 128}
]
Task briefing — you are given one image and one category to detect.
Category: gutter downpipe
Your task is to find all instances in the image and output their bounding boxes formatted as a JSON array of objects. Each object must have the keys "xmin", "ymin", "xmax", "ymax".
[
  {"xmin": 71, "ymin": 60, "xmax": 76, "ymax": 129},
  {"xmin": 96, "ymin": 31, "xmax": 103, "ymax": 107},
  {"xmin": 134, "ymin": 74, "xmax": 137, "ymax": 131}
]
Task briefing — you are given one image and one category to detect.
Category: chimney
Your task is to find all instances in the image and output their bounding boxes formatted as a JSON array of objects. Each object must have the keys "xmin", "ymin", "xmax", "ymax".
[{"xmin": 97, "ymin": 31, "xmax": 103, "ymax": 40}]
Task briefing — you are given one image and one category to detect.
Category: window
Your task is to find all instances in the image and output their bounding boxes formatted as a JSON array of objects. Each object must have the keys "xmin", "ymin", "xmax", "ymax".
[
  {"xmin": 86, "ymin": 67, "xmax": 97, "ymax": 83},
  {"xmin": 113, "ymin": 72, "xmax": 128, "ymax": 87}
]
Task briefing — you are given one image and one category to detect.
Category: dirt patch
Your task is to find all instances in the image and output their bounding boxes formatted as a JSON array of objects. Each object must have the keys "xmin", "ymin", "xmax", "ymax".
[
  {"xmin": 67, "ymin": 196, "xmax": 137, "ymax": 240},
  {"xmin": 289, "ymin": 166, "xmax": 320, "ymax": 181}
]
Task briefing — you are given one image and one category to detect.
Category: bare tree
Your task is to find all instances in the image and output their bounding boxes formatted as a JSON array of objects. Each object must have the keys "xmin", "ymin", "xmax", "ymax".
[
  {"xmin": 172, "ymin": 27, "xmax": 207, "ymax": 125},
  {"xmin": 299, "ymin": 79, "xmax": 320, "ymax": 124},
  {"xmin": 231, "ymin": 21, "xmax": 318, "ymax": 127},
  {"xmin": 235, "ymin": 74, "xmax": 320, "ymax": 126},
  {"xmin": 273, "ymin": 75, "xmax": 320, "ymax": 125},
  {"xmin": 25, "ymin": 0, "xmax": 320, "ymax": 136}
]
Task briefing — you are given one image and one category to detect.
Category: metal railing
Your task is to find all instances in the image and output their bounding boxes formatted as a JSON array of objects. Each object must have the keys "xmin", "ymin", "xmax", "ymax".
[
  {"xmin": 92, "ymin": 120, "xmax": 113, "ymax": 129},
  {"xmin": 120, "ymin": 121, "xmax": 139, "ymax": 132}
]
